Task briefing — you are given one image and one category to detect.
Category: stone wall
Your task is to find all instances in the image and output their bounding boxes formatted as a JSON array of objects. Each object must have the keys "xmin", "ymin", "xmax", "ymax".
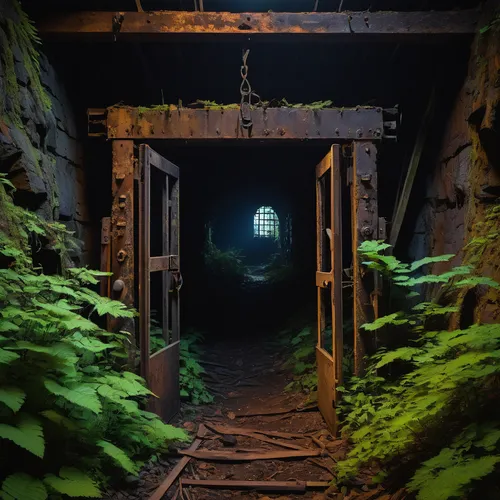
[
  {"xmin": 407, "ymin": 2, "xmax": 500, "ymax": 323},
  {"xmin": 0, "ymin": 0, "xmax": 91, "ymax": 265}
]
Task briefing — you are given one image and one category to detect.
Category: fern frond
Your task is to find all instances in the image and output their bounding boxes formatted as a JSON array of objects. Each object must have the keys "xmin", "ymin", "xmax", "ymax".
[
  {"xmin": 0, "ymin": 386, "xmax": 26, "ymax": 413},
  {"xmin": 43, "ymin": 468, "xmax": 101, "ymax": 498},
  {"xmin": 0, "ymin": 413, "xmax": 44, "ymax": 457},
  {"xmin": 97, "ymin": 440, "xmax": 139, "ymax": 475},
  {"xmin": 1, "ymin": 473, "xmax": 48, "ymax": 500}
]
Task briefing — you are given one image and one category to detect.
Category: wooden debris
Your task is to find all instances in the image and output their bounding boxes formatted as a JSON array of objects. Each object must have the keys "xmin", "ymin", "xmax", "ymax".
[
  {"xmin": 148, "ymin": 425, "xmax": 207, "ymax": 500},
  {"xmin": 206, "ymin": 423, "xmax": 304, "ymax": 440},
  {"xmin": 179, "ymin": 448, "xmax": 323, "ymax": 461},
  {"xmin": 234, "ymin": 407, "xmax": 297, "ymax": 418},
  {"xmin": 205, "ymin": 423, "xmax": 306, "ymax": 450},
  {"xmin": 179, "ymin": 479, "xmax": 330, "ymax": 492}
]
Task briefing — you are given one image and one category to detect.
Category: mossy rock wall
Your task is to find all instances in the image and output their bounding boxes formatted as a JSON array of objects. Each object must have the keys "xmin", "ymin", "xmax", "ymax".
[
  {"xmin": 0, "ymin": 0, "xmax": 92, "ymax": 265},
  {"xmin": 407, "ymin": 1, "xmax": 500, "ymax": 324}
]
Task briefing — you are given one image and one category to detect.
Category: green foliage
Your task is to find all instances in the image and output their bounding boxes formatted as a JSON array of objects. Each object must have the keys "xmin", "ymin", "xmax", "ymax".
[
  {"xmin": 283, "ymin": 327, "xmax": 318, "ymax": 394},
  {"xmin": 180, "ymin": 331, "xmax": 214, "ymax": 405},
  {"xmin": 337, "ymin": 239, "xmax": 500, "ymax": 499},
  {"xmin": 204, "ymin": 240, "xmax": 247, "ymax": 286},
  {"xmin": 0, "ymin": 181, "xmax": 187, "ymax": 497},
  {"xmin": 1, "ymin": 1, "xmax": 51, "ymax": 126}
]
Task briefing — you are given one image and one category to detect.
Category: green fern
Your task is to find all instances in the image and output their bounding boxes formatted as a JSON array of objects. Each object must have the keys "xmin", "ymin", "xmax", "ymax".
[
  {"xmin": 0, "ymin": 413, "xmax": 44, "ymax": 458},
  {"xmin": 337, "ymin": 237, "xmax": 500, "ymax": 499},
  {"xmin": 43, "ymin": 468, "xmax": 100, "ymax": 498},
  {"xmin": 0, "ymin": 387, "xmax": 25, "ymax": 413},
  {"xmin": 1, "ymin": 473, "xmax": 48, "ymax": 500},
  {"xmin": 97, "ymin": 441, "xmax": 139, "ymax": 475}
]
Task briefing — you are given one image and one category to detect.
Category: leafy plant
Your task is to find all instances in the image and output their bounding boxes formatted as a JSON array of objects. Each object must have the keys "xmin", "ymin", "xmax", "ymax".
[
  {"xmin": 180, "ymin": 331, "xmax": 214, "ymax": 405},
  {"xmin": 0, "ymin": 177, "xmax": 187, "ymax": 498},
  {"xmin": 204, "ymin": 240, "xmax": 247, "ymax": 286},
  {"xmin": 336, "ymin": 236, "xmax": 500, "ymax": 499},
  {"xmin": 283, "ymin": 327, "xmax": 318, "ymax": 394}
]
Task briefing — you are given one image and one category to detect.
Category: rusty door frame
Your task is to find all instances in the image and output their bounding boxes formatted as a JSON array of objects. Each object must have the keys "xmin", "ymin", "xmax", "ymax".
[
  {"xmin": 315, "ymin": 145, "xmax": 343, "ymax": 435},
  {"xmin": 138, "ymin": 144, "xmax": 181, "ymax": 422},
  {"xmin": 104, "ymin": 137, "xmax": 380, "ymax": 427}
]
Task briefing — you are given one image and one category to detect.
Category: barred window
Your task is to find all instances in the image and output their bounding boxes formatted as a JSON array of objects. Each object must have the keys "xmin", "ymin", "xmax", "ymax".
[{"xmin": 254, "ymin": 206, "xmax": 279, "ymax": 239}]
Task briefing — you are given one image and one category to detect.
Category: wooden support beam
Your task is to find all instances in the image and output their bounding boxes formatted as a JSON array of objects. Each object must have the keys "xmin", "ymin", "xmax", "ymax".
[
  {"xmin": 110, "ymin": 140, "xmax": 136, "ymax": 368},
  {"xmin": 390, "ymin": 91, "xmax": 435, "ymax": 249},
  {"xmin": 351, "ymin": 142, "xmax": 378, "ymax": 376},
  {"xmin": 38, "ymin": 10, "xmax": 479, "ymax": 41}
]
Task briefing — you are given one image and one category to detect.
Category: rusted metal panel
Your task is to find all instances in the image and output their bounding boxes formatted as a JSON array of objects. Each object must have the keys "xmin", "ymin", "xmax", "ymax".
[
  {"xmin": 170, "ymin": 174, "xmax": 180, "ymax": 344},
  {"xmin": 315, "ymin": 145, "xmax": 342, "ymax": 435},
  {"xmin": 104, "ymin": 106, "xmax": 387, "ymax": 141},
  {"xmin": 331, "ymin": 146, "xmax": 343, "ymax": 388},
  {"xmin": 148, "ymin": 341, "xmax": 181, "ymax": 421},
  {"xmin": 110, "ymin": 141, "xmax": 136, "ymax": 368},
  {"xmin": 39, "ymin": 10, "xmax": 479, "ymax": 40},
  {"xmin": 316, "ymin": 348, "xmax": 336, "ymax": 435},
  {"xmin": 139, "ymin": 143, "xmax": 151, "ymax": 381},
  {"xmin": 351, "ymin": 142, "xmax": 378, "ymax": 377},
  {"xmin": 150, "ymin": 256, "xmax": 170, "ymax": 272},
  {"xmin": 100, "ymin": 216, "xmax": 111, "ymax": 298},
  {"xmin": 139, "ymin": 144, "xmax": 181, "ymax": 421}
]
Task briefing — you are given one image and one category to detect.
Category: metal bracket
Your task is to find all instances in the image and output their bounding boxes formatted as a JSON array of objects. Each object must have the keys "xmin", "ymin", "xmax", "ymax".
[{"xmin": 88, "ymin": 108, "xmax": 107, "ymax": 137}]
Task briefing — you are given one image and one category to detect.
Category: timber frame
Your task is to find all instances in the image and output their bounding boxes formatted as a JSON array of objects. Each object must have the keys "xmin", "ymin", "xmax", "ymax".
[
  {"xmin": 99, "ymin": 104, "xmax": 386, "ymax": 392},
  {"xmin": 39, "ymin": 10, "xmax": 479, "ymax": 42}
]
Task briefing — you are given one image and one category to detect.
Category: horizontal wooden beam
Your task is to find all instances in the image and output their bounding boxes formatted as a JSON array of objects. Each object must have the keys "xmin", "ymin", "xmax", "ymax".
[
  {"xmin": 90, "ymin": 106, "xmax": 397, "ymax": 141},
  {"xmin": 39, "ymin": 10, "xmax": 479, "ymax": 41}
]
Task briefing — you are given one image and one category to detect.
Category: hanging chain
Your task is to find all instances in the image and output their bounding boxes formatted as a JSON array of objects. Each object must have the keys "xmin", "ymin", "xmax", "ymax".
[{"xmin": 240, "ymin": 49, "xmax": 260, "ymax": 129}]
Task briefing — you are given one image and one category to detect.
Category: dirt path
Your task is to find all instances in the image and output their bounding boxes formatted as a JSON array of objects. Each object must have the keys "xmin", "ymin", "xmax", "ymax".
[
  {"xmin": 108, "ymin": 339, "xmax": 404, "ymax": 500},
  {"xmin": 163, "ymin": 338, "xmax": 342, "ymax": 499}
]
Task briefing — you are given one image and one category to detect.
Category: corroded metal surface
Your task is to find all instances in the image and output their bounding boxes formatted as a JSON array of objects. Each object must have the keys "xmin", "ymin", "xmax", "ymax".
[
  {"xmin": 351, "ymin": 142, "xmax": 378, "ymax": 377},
  {"xmin": 39, "ymin": 10, "xmax": 479, "ymax": 40},
  {"xmin": 139, "ymin": 144, "xmax": 181, "ymax": 422},
  {"xmin": 315, "ymin": 145, "xmax": 343, "ymax": 435},
  {"xmin": 110, "ymin": 141, "xmax": 136, "ymax": 368},
  {"xmin": 104, "ymin": 106, "xmax": 387, "ymax": 141}
]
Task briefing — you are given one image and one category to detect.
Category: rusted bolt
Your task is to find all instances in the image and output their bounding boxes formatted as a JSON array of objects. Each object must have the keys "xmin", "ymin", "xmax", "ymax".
[
  {"xmin": 361, "ymin": 226, "xmax": 373, "ymax": 237},
  {"xmin": 118, "ymin": 195, "xmax": 126, "ymax": 208},
  {"xmin": 116, "ymin": 249, "xmax": 128, "ymax": 262},
  {"xmin": 361, "ymin": 173, "xmax": 372, "ymax": 182},
  {"xmin": 115, "ymin": 173, "xmax": 125, "ymax": 181},
  {"xmin": 323, "ymin": 280, "xmax": 329, "ymax": 287},
  {"xmin": 335, "ymin": 128, "xmax": 340, "ymax": 135},
  {"xmin": 365, "ymin": 146, "xmax": 371, "ymax": 154},
  {"xmin": 374, "ymin": 128, "xmax": 381, "ymax": 137},
  {"xmin": 356, "ymin": 128, "xmax": 363, "ymax": 138},
  {"xmin": 279, "ymin": 128, "xmax": 286, "ymax": 136},
  {"xmin": 376, "ymin": 107, "xmax": 382, "ymax": 113},
  {"xmin": 113, "ymin": 279, "xmax": 125, "ymax": 292},
  {"xmin": 263, "ymin": 128, "xmax": 270, "ymax": 136}
]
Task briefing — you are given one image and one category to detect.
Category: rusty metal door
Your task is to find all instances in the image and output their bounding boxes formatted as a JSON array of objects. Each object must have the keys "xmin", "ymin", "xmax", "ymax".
[
  {"xmin": 315, "ymin": 145, "xmax": 343, "ymax": 435},
  {"xmin": 139, "ymin": 144, "xmax": 181, "ymax": 422}
]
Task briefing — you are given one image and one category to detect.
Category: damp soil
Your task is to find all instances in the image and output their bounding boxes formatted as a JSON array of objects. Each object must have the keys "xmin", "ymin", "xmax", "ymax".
[{"xmin": 106, "ymin": 339, "xmax": 403, "ymax": 500}]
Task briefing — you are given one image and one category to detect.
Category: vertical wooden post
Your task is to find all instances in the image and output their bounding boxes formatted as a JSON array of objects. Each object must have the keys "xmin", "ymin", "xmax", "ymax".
[
  {"xmin": 351, "ymin": 142, "xmax": 378, "ymax": 376},
  {"xmin": 110, "ymin": 140, "xmax": 136, "ymax": 368}
]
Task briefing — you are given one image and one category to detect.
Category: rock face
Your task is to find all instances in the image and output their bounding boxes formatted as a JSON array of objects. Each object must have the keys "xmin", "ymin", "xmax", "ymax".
[
  {"xmin": 0, "ymin": 0, "xmax": 91, "ymax": 265},
  {"xmin": 407, "ymin": 2, "xmax": 500, "ymax": 324}
]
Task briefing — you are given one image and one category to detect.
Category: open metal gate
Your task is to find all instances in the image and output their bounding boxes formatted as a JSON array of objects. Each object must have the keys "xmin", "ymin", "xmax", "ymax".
[
  {"xmin": 315, "ymin": 145, "xmax": 343, "ymax": 434},
  {"xmin": 138, "ymin": 144, "xmax": 181, "ymax": 421}
]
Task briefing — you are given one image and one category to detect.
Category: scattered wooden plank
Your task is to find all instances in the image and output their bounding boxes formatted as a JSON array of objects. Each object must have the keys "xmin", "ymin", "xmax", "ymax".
[
  {"xmin": 179, "ymin": 448, "xmax": 323, "ymax": 462},
  {"xmin": 235, "ymin": 407, "xmax": 297, "ymax": 418},
  {"xmin": 204, "ymin": 423, "xmax": 306, "ymax": 451},
  {"xmin": 179, "ymin": 479, "xmax": 330, "ymax": 492},
  {"xmin": 148, "ymin": 425, "xmax": 207, "ymax": 500},
  {"xmin": 204, "ymin": 423, "xmax": 304, "ymax": 440}
]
